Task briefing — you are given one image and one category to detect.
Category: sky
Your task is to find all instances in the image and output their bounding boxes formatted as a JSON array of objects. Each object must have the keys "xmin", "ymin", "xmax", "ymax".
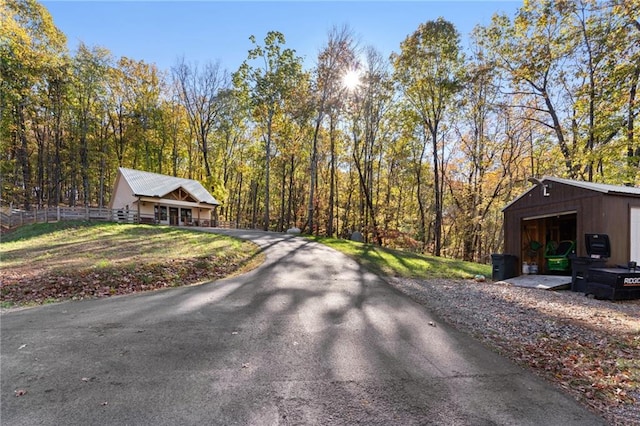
[{"xmin": 41, "ymin": 1, "xmax": 522, "ymax": 74}]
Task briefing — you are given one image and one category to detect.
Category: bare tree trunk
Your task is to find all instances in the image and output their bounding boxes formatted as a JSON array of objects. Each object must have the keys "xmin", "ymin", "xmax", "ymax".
[
  {"xmin": 16, "ymin": 104, "xmax": 32, "ymax": 210},
  {"xmin": 278, "ymin": 159, "xmax": 286, "ymax": 232},
  {"xmin": 286, "ymin": 154, "xmax": 295, "ymax": 229},
  {"xmin": 431, "ymin": 126, "xmax": 442, "ymax": 257},
  {"xmin": 327, "ymin": 115, "xmax": 336, "ymax": 236}
]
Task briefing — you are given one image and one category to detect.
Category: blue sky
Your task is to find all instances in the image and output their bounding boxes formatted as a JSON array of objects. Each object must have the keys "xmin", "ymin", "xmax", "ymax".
[{"xmin": 42, "ymin": 1, "xmax": 522, "ymax": 73}]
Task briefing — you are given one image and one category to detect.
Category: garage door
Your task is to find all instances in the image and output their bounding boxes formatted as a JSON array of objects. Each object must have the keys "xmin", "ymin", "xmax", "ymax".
[{"xmin": 632, "ymin": 207, "xmax": 640, "ymax": 263}]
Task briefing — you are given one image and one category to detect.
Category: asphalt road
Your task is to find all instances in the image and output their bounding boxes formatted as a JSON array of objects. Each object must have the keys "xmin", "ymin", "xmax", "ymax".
[{"xmin": 1, "ymin": 229, "xmax": 605, "ymax": 425}]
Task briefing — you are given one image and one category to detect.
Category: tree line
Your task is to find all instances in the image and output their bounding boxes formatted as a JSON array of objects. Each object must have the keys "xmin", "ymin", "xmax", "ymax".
[{"xmin": 2, "ymin": 0, "xmax": 638, "ymax": 262}]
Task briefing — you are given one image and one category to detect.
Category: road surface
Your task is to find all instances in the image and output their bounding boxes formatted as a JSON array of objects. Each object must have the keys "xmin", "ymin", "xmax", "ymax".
[{"xmin": 1, "ymin": 229, "xmax": 604, "ymax": 425}]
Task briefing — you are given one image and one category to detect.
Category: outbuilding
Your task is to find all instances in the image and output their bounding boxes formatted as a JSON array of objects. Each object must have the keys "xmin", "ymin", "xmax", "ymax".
[
  {"xmin": 109, "ymin": 168, "xmax": 220, "ymax": 226},
  {"xmin": 502, "ymin": 177, "xmax": 640, "ymax": 275}
]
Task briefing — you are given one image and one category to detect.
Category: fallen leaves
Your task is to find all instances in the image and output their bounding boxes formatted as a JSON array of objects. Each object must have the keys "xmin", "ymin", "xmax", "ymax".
[
  {"xmin": 0, "ymin": 255, "xmax": 244, "ymax": 306},
  {"xmin": 388, "ymin": 277, "xmax": 640, "ymax": 426}
]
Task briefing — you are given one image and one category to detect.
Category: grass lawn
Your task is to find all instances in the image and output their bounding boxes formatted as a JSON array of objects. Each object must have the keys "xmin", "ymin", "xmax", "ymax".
[
  {"xmin": 310, "ymin": 236, "xmax": 492, "ymax": 279},
  {"xmin": 1, "ymin": 223, "xmax": 490, "ymax": 308},
  {"xmin": 0, "ymin": 221, "xmax": 262, "ymax": 307}
]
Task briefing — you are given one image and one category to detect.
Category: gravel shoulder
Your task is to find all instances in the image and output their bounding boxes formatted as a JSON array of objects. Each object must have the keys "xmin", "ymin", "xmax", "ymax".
[{"xmin": 386, "ymin": 277, "xmax": 640, "ymax": 426}]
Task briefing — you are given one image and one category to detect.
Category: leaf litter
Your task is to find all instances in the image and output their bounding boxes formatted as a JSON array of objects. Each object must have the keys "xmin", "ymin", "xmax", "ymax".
[{"xmin": 388, "ymin": 277, "xmax": 640, "ymax": 426}]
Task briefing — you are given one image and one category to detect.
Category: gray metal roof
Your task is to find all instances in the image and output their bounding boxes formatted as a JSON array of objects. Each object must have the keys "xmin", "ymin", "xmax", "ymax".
[
  {"xmin": 119, "ymin": 168, "xmax": 220, "ymax": 205},
  {"xmin": 543, "ymin": 176, "xmax": 640, "ymax": 196}
]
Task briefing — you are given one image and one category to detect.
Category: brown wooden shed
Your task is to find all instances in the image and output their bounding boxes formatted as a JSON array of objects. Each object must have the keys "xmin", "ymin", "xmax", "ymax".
[{"xmin": 502, "ymin": 177, "xmax": 640, "ymax": 275}]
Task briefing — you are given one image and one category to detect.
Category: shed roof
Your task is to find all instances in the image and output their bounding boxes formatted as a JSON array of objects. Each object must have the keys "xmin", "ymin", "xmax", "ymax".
[
  {"xmin": 503, "ymin": 176, "xmax": 640, "ymax": 211},
  {"xmin": 119, "ymin": 168, "xmax": 220, "ymax": 206},
  {"xmin": 543, "ymin": 176, "xmax": 640, "ymax": 196}
]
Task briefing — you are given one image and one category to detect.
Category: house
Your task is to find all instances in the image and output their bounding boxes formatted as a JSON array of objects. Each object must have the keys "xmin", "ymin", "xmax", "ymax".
[
  {"xmin": 109, "ymin": 168, "xmax": 220, "ymax": 226},
  {"xmin": 502, "ymin": 177, "xmax": 640, "ymax": 275}
]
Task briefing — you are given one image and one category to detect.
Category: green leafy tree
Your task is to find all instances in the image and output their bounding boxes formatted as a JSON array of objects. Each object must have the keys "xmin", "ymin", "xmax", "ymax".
[
  {"xmin": 69, "ymin": 43, "xmax": 111, "ymax": 205},
  {"xmin": 392, "ymin": 18, "xmax": 464, "ymax": 256},
  {"xmin": 1, "ymin": 0, "xmax": 66, "ymax": 209},
  {"xmin": 234, "ymin": 31, "xmax": 304, "ymax": 230},
  {"xmin": 307, "ymin": 25, "xmax": 357, "ymax": 235}
]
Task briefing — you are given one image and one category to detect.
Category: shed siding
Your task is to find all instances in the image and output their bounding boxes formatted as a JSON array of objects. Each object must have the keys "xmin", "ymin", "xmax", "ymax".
[{"xmin": 504, "ymin": 180, "xmax": 640, "ymax": 269}]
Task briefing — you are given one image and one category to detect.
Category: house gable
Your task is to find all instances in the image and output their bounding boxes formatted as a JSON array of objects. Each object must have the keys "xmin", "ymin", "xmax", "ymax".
[
  {"xmin": 108, "ymin": 171, "xmax": 136, "ymax": 209},
  {"xmin": 162, "ymin": 187, "xmax": 198, "ymax": 203}
]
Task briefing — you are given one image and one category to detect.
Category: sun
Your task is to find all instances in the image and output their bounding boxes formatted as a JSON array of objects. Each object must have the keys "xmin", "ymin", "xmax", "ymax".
[{"xmin": 342, "ymin": 69, "xmax": 361, "ymax": 91}]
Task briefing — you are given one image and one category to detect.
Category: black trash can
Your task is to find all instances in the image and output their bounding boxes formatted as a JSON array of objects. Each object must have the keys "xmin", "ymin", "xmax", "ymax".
[{"xmin": 491, "ymin": 254, "xmax": 518, "ymax": 281}]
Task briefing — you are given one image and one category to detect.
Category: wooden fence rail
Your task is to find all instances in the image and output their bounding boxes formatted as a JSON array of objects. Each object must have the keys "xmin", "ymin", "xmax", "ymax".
[
  {"xmin": 1, "ymin": 207, "xmax": 184, "ymax": 230},
  {"xmin": 0, "ymin": 207, "xmax": 267, "ymax": 233}
]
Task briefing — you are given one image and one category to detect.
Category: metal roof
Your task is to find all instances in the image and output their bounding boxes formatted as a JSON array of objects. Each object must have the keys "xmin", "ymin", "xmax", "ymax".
[
  {"xmin": 119, "ymin": 168, "xmax": 220, "ymax": 206},
  {"xmin": 503, "ymin": 176, "xmax": 640, "ymax": 211},
  {"xmin": 543, "ymin": 176, "xmax": 640, "ymax": 196}
]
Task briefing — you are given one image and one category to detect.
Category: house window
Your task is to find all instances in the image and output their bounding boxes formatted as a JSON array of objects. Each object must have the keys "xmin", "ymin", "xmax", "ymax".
[
  {"xmin": 181, "ymin": 208, "xmax": 192, "ymax": 224},
  {"xmin": 154, "ymin": 206, "xmax": 168, "ymax": 221}
]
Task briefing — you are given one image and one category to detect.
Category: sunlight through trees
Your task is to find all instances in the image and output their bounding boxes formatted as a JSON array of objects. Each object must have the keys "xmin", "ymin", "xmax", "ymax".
[{"xmin": 1, "ymin": 0, "xmax": 638, "ymax": 262}]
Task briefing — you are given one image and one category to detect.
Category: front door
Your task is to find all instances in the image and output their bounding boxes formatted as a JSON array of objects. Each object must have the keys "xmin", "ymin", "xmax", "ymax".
[{"xmin": 169, "ymin": 207, "xmax": 179, "ymax": 226}]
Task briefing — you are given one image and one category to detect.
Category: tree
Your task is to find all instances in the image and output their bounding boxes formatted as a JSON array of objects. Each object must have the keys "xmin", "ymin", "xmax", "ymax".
[
  {"xmin": 612, "ymin": 0, "xmax": 640, "ymax": 182},
  {"xmin": 448, "ymin": 39, "xmax": 529, "ymax": 261},
  {"xmin": 307, "ymin": 25, "xmax": 357, "ymax": 235},
  {"xmin": 478, "ymin": 1, "xmax": 639, "ymax": 183},
  {"xmin": 172, "ymin": 58, "xmax": 228, "ymax": 181},
  {"xmin": 1, "ymin": 0, "xmax": 67, "ymax": 209},
  {"xmin": 234, "ymin": 31, "xmax": 304, "ymax": 230},
  {"xmin": 345, "ymin": 47, "xmax": 393, "ymax": 245},
  {"xmin": 478, "ymin": 4, "xmax": 576, "ymax": 175},
  {"xmin": 392, "ymin": 18, "xmax": 464, "ymax": 256},
  {"xmin": 69, "ymin": 43, "xmax": 111, "ymax": 205}
]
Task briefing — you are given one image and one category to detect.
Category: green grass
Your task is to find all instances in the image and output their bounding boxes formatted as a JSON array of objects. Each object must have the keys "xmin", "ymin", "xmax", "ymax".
[
  {"xmin": 311, "ymin": 236, "xmax": 491, "ymax": 279},
  {"xmin": 1, "ymin": 220, "xmax": 98, "ymax": 242},
  {"xmin": 1, "ymin": 221, "xmax": 263, "ymax": 306},
  {"xmin": 1, "ymin": 221, "xmax": 251, "ymax": 268}
]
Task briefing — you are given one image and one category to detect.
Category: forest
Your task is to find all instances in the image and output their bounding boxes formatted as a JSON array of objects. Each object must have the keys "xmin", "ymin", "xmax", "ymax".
[{"xmin": 1, "ymin": 0, "xmax": 639, "ymax": 262}]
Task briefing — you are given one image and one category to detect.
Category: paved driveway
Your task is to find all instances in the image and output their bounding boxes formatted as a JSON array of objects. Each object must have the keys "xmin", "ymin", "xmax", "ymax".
[{"xmin": 1, "ymin": 229, "xmax": 604, "ymax": 425}]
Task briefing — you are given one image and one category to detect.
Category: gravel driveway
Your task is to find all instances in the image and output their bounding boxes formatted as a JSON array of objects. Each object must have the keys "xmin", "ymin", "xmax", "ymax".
[{"xmin": 387, "ymin": 276, "xmax": 640, "ymax": 425}]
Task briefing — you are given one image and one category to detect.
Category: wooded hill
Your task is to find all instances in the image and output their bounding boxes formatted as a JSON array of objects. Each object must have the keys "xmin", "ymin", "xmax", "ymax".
[{"xmin": 2, "ymin": 0, "xmax": 638, "ymax": 262}]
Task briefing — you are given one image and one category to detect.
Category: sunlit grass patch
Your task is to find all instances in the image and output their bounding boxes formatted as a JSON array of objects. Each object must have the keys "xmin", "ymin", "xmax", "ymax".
[
  {"xmin": 311, "ymin": 236, "xmax": 491, "ymax": 279},
  {"xmin": 0, "ymin": 221, "xmax": 262, "ymax": 307}
]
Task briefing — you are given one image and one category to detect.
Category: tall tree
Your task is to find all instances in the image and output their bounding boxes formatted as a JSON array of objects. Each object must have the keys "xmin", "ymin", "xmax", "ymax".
[
  {"xmin": 69, "ymin": 43, "xmax": 111, "ymax": 205},
  {"xmin": 392, "ymin": 18, "xmax": 464, "ymax": 256},
  {"xmin": 612, "ymin": 0, "xmax": 640, "ymax": 182},
  {"xmin": 307, "ymin": 25, "xmax": 357, "ymax": 235},
  {"xmin": 478, "ymin": 4, "xmax": 575, "ymax": 175},
  {"xmin": 448, "ymin": 39, "xmax": 528, "ymax": 261},
  {"xmin": 347, "ymin": 47, "xmax": 393, "ymax": 245},
  {"xmin": 1, "ymin": 0, "xmax": 67, "ymax": 209},
  {"xmin": 234, "ymin": 31, "xmax": 304, "ymax": 230},
  {"xmin": 478, "ymin": 0, "xmax": 638, "ymax": 183},
  {"xmin": 172, "ymin": 58, "xmax": 228, "ymax": 181}
]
